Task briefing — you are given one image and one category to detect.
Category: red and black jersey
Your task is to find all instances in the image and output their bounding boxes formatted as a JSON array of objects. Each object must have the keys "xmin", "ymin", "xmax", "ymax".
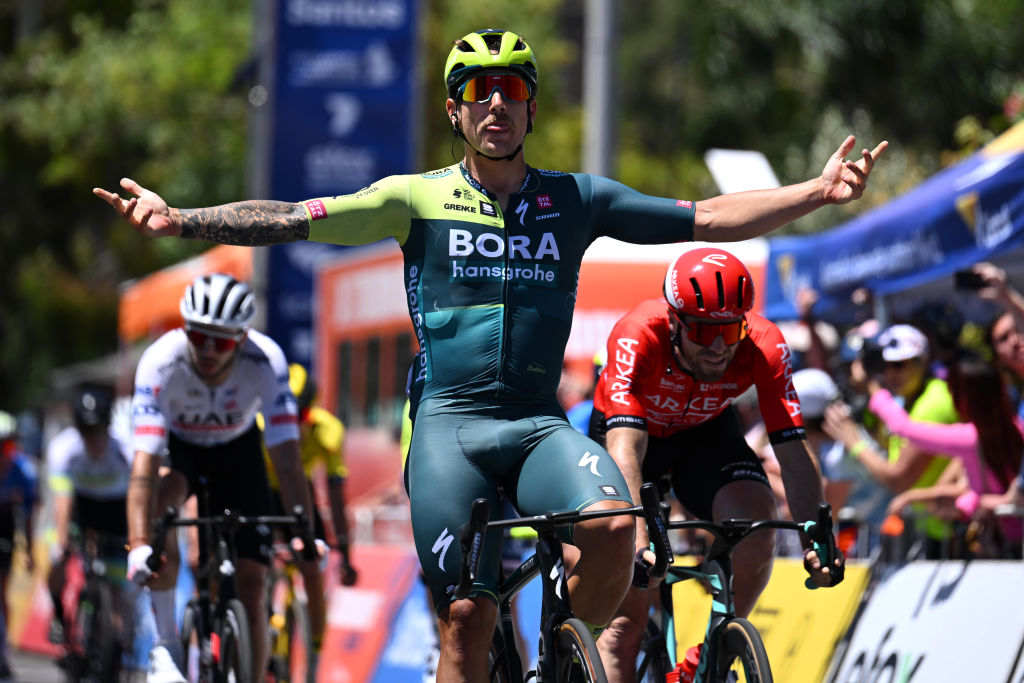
[{"xmin": 593, "ymin": 298, "xmax": 805, "ymax": 444}]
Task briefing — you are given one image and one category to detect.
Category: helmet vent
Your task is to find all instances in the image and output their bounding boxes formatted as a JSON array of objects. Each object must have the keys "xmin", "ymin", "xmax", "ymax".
[
  {"xmin": 715, "ymin": 271, "xmax": 725, "ymax": 309},
  {"xmin": 736, "ymin": 276, "xmax": 748, "ymax": 309},
  {"xmin": 689, "ymin": 277, "xmax": 704, "ymax": 310}
]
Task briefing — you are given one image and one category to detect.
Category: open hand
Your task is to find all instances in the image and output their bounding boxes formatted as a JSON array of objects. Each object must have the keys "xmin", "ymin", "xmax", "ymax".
[
  {"xmin": 820, "ymin": 136, "xmax": 889, "ymax": 205},
  {"xmin": 93, "ymin": 178, "xmax": 181, "ymax": 238}
]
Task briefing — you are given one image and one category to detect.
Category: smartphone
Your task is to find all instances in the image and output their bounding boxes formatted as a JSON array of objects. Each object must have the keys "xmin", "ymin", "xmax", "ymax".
[{"xmin": 954, "ymin": 269, "xmax": 987, "ymax": 290}]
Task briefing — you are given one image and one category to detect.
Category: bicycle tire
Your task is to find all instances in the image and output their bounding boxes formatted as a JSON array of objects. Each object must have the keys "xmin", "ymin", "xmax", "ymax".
[
  {"xmin": 553, "ymin": 617, "xmax": 607, "ymax": 683},
  {"xmin": 269, "ymin": 587, "xmax": 315, "ymax": 683},
  {"xmin": 636, "ymin": 619, "xmax": 673, "ymax": 683},
  {"xmin": 218, "ymin": 598, "xmax": 253, "ymax": 683},
  {"xmin": 715, "ymin": 618, "xmax": 772, "ymax": 683},
  {"xmin": 179, "ymin": 600, "xmax": 204, "ymax": 682},
  {"xmin": 71, "ymin": 581, "xmax": 122, "ymax": 683}
]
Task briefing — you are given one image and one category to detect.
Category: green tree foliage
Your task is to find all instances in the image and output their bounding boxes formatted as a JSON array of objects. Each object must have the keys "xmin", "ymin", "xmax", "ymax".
[
  {"xmin": 1, "ymin": 0, "xmax": 1022, "ymax": 410},
  {"xmin": 0, "ymin": 0, "xmax": 252, "ymax": 407}
]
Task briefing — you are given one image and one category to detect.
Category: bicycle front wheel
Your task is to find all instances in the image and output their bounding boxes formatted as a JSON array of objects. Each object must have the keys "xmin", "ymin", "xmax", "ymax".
[
  {"xmin": 218, "ymin": 598, "xmax": 253, "ymax": 683},
  {"xmin": 716, "ymin": 618, "xmax": 772, "ymax": 683},
  {"xmin": 553, "ymin": 617, "xmax": 607, "ymax": 683}
]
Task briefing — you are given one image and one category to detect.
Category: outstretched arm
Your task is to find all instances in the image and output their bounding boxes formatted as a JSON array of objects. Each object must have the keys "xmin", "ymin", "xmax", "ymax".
[
  {"xmin": 693, "ymin": 136, "xmax": 889, "ymax": 242},
  {"xmin": 93, "ymin": 177, "xmax": 309, "ymax": 245}
]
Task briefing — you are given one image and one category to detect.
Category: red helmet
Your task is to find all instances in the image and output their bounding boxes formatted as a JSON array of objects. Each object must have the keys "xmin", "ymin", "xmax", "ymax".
[{"xmin": 664, "ymin": 248, "xmax": 754, "ymax": 320}]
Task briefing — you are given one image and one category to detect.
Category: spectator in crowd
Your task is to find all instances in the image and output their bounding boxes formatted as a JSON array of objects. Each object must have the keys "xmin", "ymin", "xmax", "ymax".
[
  {"xmin": 775, "ymin": 286, "xmax": 840, "ymax": 374},
  {"xmin": 967, "ymin": 262, "xmax": 1024, "ymax": 420},
  {"xmin": 909, "ymin": 300, "xmax": 967, "ymax": 380},
  {"xmin": 794, "ymin": 369, "xmax": 890, "ymax": 557},
  {"xmin": 822, "ymin": 324, "xmax": 960, "ymax": 557},
  {"xmin": 863, "ymin": 353, "xmax": 1023, "ymax": 557},
  {"xmin": 0, "ymin": 410, "xmax": 37, "ymax": 680},
  {"xmin": 567, "ymin": 350, "xmax": 606, "ymax": 434}
]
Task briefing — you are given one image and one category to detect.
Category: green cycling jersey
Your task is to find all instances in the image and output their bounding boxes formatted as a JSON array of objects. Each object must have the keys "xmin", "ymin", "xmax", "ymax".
[{"xmin": 303, "ymin": 163, "xmax": 695, "ymax": 406}]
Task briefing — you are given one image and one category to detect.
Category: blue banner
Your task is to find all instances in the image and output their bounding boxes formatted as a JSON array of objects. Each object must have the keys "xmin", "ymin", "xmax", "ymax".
[
  {"xmin": 266, "ymin": 0, "xmax": 419, "ymax": 365},
  {"xmin": 764, "ymin": 125, "xmax": 1024, "ymax": 323}
]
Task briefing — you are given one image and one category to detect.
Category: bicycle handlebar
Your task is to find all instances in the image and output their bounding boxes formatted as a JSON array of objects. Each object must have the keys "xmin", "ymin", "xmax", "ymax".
[
  {"xmin": 455, "ymin": 482, "xmax": 672, "ymax": 599},
  {"xmin": 666, "ymin": 502, "xmax": 843, "ymax": 589},
  {"xmin": 146, "ymin": 504, "xmax": 318, "ymax": 572}
]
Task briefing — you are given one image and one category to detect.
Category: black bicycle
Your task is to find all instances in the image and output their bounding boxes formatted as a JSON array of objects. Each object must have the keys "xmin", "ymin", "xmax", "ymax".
[
  {"xmin": 636, "ymin": 503, "xmax": 842, "ymax": 683},
  {"xmin": 148, "ymin": 497, "xmax": 316, "ymax": 683},
  {"xmin": 458, "ymin": 482, "xmax": 671, "ymax": 683},
  {"xmin": 61, "ymin": 532, "xmax": 132, "ymax": 683}
]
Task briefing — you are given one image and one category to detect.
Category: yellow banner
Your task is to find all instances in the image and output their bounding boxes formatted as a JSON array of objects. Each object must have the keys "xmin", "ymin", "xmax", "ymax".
[{"xmin": 671, "ymin": 558, "xmax": 870, "ymax": 683}]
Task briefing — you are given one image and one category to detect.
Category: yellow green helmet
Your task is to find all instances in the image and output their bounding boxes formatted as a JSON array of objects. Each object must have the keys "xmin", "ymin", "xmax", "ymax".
[
  {"xmin": 288, "ymin": 363, "xmax": 318, "ymax": 411},
  {"xmin": 444, "ymin": 29, "xmax": 538, "ymax": 99}
]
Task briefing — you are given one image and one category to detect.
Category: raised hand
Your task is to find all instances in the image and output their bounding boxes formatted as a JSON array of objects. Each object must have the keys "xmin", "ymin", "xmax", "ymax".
[
  {"xmin": 92, "ymin": 178, "xmax": 181, "ymax": 238},
  {"xmin": 820, "ymin": 136, "xmax": 889, "ymax": 205}
]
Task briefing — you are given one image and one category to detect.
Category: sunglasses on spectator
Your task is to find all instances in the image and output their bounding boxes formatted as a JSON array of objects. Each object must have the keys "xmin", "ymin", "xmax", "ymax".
[
  {"xmin": 673, "ymin": 311, "xmax": 748, "ymax": 347},
  {"xmin": 458, "ymin": 73, "xmax": 532, "ymax": 103},
  {"xmin": 186, "ymin": 327, "xmax": 243, "ymax": 352}
]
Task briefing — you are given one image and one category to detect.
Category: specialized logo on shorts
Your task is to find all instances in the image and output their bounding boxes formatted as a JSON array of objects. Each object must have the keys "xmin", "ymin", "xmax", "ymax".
[
  {"xmin": 432, "ymin": 527, "xmax": 455, "ymax": 571},
  {"xmin": 304, "ymin": 200, "xmax": 327, "ymax": 220},
  {"xmin": 579, "ymin": 451, "xmax": 602, "ymax": 476},
  {"xmin": 599, "ymin": 485, "xmax": 619, "ymax": 497}
]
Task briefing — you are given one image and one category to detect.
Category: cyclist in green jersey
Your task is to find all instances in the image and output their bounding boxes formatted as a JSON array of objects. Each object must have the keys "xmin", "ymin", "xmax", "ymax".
[{"xmin": 94, "ymin": 28, "xmax": 886, "ymax": 683}]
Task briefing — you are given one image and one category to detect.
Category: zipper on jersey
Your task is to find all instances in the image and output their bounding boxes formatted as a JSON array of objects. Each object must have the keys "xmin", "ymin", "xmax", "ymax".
[{"xmin": 496, "ymin": 199, "xmax": 513, "ymax": 399}]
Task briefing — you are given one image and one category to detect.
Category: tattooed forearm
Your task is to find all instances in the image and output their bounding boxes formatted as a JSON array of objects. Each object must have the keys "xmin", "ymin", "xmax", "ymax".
[{"xmin": 175, "ymin": 200, "xmax": 311, "ymax": 245}]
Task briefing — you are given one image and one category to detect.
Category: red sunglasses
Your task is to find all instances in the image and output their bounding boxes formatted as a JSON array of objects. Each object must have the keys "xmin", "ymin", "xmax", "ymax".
[
  {"xmin": 673, "ymin": 311, "xmax": 749, "ymax": 347},
  {"xmin": 186, "ymin": 327, "xmax": 243, "ymax": 352},
  {"xmin": 459, "ymin": 73, "xmax": 532, "ymax": 103}
]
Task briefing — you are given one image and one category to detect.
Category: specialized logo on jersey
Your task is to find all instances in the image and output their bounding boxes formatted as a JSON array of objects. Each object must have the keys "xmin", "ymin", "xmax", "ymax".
[
  {"xmin": 432, "ymin": 527, "xmax": 455, "ymax": 571},
  {"xmin": 550, "ymin": 558, "xmax": 566, "ymax": 599},
  {"xmin": 447, "ymin": 227, "xmax": 561, "ymax": 287},
  {"xmin": 514, "ymin": 199, "xmax": 529, "ymax": 226}
]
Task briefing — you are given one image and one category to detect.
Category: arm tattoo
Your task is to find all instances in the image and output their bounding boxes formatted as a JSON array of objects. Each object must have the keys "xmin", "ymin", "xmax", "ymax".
[{"xmin": 176, "ymin": 200, "xmax": 311, "ymax": 245}]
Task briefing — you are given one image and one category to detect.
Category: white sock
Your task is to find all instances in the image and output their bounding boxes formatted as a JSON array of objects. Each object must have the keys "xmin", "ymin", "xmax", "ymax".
[{"xmin": 149, "ymin": 588, "xmax": 178, "ymax": 643}]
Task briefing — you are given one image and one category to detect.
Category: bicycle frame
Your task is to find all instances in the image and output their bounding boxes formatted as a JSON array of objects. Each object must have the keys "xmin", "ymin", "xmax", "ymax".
[
  {"xmin": 647, "ymin": 504, "xmax": 839, "ymax": 683},
  {"xmin": 459, "ymin": 482, "xmax": 671, "ymax": 682}
]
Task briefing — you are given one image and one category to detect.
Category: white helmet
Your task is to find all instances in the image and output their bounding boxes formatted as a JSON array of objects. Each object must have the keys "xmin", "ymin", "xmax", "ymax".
[
  {"xmin": 180, "ymin": 273, "xmax": 255, "ymax": 332},
  {"xmin": 792, "ymin": 368, "xmax": 839, "ymax": 420}
]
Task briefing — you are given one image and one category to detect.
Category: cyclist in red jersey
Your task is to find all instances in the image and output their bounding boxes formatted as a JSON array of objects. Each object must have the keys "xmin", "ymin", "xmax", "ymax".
[{"xmin": 589, "ymin": 247, "xmax": 844, "ymax": 681}]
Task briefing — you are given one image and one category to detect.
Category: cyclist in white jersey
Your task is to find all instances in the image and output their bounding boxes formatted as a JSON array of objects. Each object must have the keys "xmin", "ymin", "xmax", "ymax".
[
  {"xmin": 46, "ymin": 387, "xmax": 138, "ymax": 653},
  {"xmin": 125, "ymin": 273, "xmax": 319, "ymax": 683}
]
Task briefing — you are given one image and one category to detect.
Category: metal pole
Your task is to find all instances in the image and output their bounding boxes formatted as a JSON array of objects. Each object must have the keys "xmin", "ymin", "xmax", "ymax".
[{"xmin": 582, "ymin": 0, "xmax": 616, "ymax": 176}]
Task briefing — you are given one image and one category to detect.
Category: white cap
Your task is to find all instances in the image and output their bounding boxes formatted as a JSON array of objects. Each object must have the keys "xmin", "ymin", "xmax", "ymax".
[
  {"xmin": 877, "ymin": 324, "xmax": 929, "ymax": 362},
  {"xmin": 792, "ymin": 368, "xmax": 839, "ymax": 419}
]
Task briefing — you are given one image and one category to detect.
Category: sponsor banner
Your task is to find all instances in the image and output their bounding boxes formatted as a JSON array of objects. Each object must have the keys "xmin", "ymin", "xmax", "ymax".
[
  {"xmin": 830, "ymin": 560, "xmax": 1024, "ymax": 682},
  {"xmin": 319, "ymin": 544, "xmax": 421, "ymax": 683},
  {"xmin": 671, "ymin": 558, "xmax": 870, "ymax": 683},
  {"xmin": 267, "ymin": 0, "xmax": 419, "ymax": 365},
  {"xmin": 765, "ymin": 122, "xmax": 1024, "ymax": 322}
]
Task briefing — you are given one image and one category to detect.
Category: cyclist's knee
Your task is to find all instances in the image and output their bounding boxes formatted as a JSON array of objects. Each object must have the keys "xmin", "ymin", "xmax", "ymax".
[{"xmin": 438, "ymin": 597, "xmax": 497, "ymax": 647}]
